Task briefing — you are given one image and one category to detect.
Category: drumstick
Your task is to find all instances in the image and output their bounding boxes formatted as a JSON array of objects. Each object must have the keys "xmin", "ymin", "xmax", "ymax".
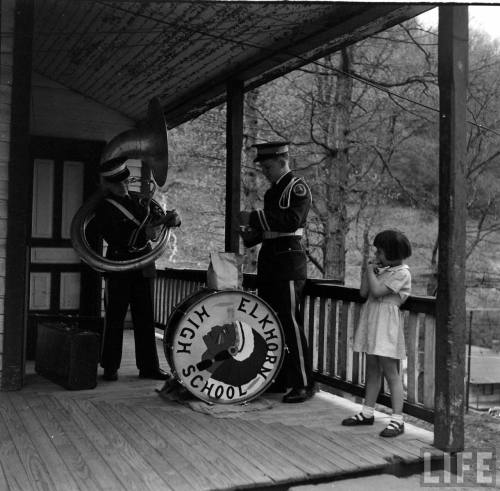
[{"xmin": 196, "ymin": 349, "xmax": 233, "ymax": 371}]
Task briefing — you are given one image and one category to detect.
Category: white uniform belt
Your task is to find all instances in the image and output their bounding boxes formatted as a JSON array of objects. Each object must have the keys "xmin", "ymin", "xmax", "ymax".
[{"xmin": 262, "ymin": 228, "xmax": 303, "ymax": 239}]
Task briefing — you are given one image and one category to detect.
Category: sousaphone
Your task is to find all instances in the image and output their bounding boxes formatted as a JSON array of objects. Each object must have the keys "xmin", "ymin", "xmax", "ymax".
[{"xmin": 70, "ymin": 97, "xmax": 171, "ymax": 272}]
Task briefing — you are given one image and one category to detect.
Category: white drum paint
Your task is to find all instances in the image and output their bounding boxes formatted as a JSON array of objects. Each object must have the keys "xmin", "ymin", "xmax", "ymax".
[{"xmin": 165, "ymin": 289, "xmax": 285, "ymax": 404}]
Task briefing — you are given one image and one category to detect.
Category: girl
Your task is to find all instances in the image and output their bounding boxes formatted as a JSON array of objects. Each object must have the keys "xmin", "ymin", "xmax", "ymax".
[{"xmin": 342, "ymin": 229, "xmax": 412, "ymax": 437}]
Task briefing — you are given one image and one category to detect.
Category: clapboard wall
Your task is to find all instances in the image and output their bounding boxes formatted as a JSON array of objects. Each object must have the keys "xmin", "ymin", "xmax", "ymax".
[
  {"xmin": 0, "ymin": 3, "xmax": 138, "ymax": 388},
  {"xmin": 0, "ymin": 0, "xmax": 14, "ymax": 388}
]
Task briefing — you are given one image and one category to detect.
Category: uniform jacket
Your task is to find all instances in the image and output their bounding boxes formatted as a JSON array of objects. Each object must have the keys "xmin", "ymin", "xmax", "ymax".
[
  {"xmin": 248, "ymin": 171, "xmax": 311, "ymax": 282},
  {"xmin": 93, "ymin": 193, "xmax": 161, "ymax": 277}
]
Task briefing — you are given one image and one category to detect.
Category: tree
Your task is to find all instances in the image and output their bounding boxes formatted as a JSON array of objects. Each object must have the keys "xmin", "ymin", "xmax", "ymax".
[
  {"xmin": 164, "ymin": 108, "xmax": 227, "ymax": 268},
  {"xmin": 241, "ymin": 88, "xmax": 262, "ymax": 273},
  {"xmin": 167, "ymin": 19, "xmax": 500, "ymax": 297},
  {"xmin": 246, "ymin": 20, "xmax": 442, "ymax": 282}
]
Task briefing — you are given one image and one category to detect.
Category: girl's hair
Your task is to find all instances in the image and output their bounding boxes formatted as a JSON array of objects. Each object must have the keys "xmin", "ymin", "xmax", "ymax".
[{"xmin": 373, "ymin": 229, "xmax": 412, "ymax": 261}]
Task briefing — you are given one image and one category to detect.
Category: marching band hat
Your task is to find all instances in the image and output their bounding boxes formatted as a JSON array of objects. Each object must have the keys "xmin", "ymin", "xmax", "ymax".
[
  {"xmin": 99, "ymin": 156, "xmax": 130, "ymax": 182},
  {"xmin": 253, "ymin": 141, "xmax": 290, "ymax": 162}
]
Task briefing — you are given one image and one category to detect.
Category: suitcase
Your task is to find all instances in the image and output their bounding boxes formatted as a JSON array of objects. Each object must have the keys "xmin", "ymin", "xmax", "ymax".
[
  {"xmin": 35, "ymin": 321, "xmax": 100, "ymax": 390},
  {"xmin": 28, "ymin": 314, "xmax": 103, "ymax": 360}
]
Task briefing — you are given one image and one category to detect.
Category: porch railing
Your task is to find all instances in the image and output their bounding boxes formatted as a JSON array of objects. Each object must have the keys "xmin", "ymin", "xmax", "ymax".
[{"xmin": 154, "ymin": 268, "xmax": 436, "ymax": 422}]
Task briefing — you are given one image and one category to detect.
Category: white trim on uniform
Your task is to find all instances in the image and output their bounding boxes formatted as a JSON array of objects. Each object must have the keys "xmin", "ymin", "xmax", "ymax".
[
  {"xmin": 100, "ymin": 162, "xmax": 127, "ymax": 177},
  {"xmin": 279, "ymin": 177, "xmax": 298, "ymax": 209},
  {"xmin": 289, "ymin": 280, "xmax": 308, "ymax": 386},
  {"xmin": 276, "ymin": 170, "xmax": 291, "ymax": 186},
  {"xmin": 102, "ymin": 278, "xmax": 109, "ymax": 362},
  {"xmin": 105, "ymin": 198, "xmax": 141, "ymax": 226},
  {"xmin": 256, "ymin": 209, "xmax": 271, "ymax": 231},
  {"xmin": 262, "ymin": 228, "xmax": 303, "ymax": 239},
  {"xmin": 278, "ymin": 176, "xmax": 312, "ymax": 209},
  {"xmin": 299, "ymin": 179, "xmax": 313, "ymax": 206}
]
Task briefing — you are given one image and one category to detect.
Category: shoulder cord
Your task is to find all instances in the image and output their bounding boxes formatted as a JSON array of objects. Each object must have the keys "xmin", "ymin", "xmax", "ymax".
[
  {"xmin": 278, "ymin": 177, "xmax": 299, "ymax": 209},
  {"xmin": 105, "ymin": 198, "xmax": 141, "ymax": 225},
  {"xmin": 279, "ymin": 177, "xmax": 313, "ymax": 209}
]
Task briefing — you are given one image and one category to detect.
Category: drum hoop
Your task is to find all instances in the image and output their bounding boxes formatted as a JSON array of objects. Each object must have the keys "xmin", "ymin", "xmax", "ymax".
[
  {"xmin": 163, "ymin": 288, "xmax": 285, "ymax": 404},
  {"xmin": 163, "ymin": 287, "xmax": 216, "ymax": 336},
  {"xmin": 165, "ymin": 287, "xmax": 284, "ymax": 337}
]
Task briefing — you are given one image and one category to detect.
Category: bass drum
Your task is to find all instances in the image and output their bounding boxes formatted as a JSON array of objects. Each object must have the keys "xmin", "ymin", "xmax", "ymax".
[{"xmin": 163, "ymin": 288, "xmax": 285, "ymax": 404}]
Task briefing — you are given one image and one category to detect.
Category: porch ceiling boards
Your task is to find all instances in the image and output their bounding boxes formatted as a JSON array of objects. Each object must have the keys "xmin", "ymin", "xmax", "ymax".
[{"xmin": 33, "ymin": 1, "xmax": 432, "ymax": 127}]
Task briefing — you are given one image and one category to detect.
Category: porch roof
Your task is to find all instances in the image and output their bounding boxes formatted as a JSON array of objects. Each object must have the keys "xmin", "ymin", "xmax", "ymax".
[{"xmin": 33, "ymin": 1, "xmax": 432, "ymax": 127}]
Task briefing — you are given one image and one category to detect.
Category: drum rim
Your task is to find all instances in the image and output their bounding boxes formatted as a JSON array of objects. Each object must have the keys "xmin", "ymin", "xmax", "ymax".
[{"xmin": 163, "ymin": 288, "xmax": 285, "ymax": 404}]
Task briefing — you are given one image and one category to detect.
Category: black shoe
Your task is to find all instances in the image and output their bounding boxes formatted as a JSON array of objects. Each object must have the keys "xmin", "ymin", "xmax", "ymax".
[
  {"xmin": 102, "ymin": 369, "xmax": 118, "ymax": 381},
  {"xmin": 282, "ymin": 387, "xmax": 313, "ymax": 403},
  {"xmin": 306, "ymin": 383, "xmax": 317, "ymax": 398},
  {"xmin": 379, "ymin": 420, "xmax": 404, "ymax": 437},
  {"xmin": 341, "ymin": 412, "xmax": 374, "ymax": 426},
  {"xmin": 139, "ymin": 368, "xmax": 170, "ymax": 380},
  {"xmin": 265, "ymin": 382, "xmax": 288, "ymax": 393}
]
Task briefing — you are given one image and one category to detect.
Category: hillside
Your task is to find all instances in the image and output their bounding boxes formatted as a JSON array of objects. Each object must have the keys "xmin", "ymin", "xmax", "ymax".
[{"xmin": 155, "ymin": 168, "xmax": 500, "ymax": 308}]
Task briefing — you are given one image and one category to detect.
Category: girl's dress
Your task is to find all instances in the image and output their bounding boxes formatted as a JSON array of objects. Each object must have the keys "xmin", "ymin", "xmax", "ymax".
[{"xmin": 353, "ymin": 264, "xmax": 411, "ymax": 359}]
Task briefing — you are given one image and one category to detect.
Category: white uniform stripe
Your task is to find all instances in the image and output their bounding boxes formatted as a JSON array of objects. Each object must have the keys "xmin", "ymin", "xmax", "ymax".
[
  {"xmin": 289, "ymin": 280, "xmax": 308, "ymax": 386},
  {"xmin": 256, "ymin": 210, "xmax": 263, "ymax": 229},
  {"xmin": 278, "ymin": 177, "xmax": 298, "ymax": 210},
  {"xmin": 100, "ymin": 162, "xmax": 127, "ymax": 176},
  {"xmin": 101, "ymin": 278, "xmax": 109, "ymax": 362},
  {"xmin": 105, "ymin": 198, "xmax": 141, "ymax": 225},
  {"xmin": 260, "ymin": 210, "xmax": 271, "ymax": 230},
  {"xmin": 256, "ymin": 209, "xmax": 271, "ymax": 231}
]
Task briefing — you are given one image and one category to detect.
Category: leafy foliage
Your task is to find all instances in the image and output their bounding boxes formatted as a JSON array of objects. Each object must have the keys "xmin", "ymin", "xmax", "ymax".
[{"xmin": 159, "ymin": 18, "xmax": 500, "ymax": 302}]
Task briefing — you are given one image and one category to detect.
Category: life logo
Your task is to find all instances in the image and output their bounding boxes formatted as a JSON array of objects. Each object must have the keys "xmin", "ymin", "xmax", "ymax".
[{"xmin": 164, "ymin": 289, "xmax": 285, "ymax": 404}]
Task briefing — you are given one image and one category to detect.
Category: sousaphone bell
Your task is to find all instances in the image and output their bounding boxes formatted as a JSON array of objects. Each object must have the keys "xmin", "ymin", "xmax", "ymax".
[{"xmin": 70, "ymin": 97, "xmax": 171, "ymax": 272}]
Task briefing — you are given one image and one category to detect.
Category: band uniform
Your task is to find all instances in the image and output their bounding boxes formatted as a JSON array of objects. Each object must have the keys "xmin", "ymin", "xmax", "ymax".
[
  {"xmin": 92, "ymin": 188, "xmax": 164, "ymax": 377},
  {"xmin": 244, "ymin": 169, "xmax": 314, "ymax": 398}
]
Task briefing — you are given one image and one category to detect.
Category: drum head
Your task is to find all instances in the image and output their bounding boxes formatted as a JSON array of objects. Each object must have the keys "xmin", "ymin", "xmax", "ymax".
[{"xmin": 164, "ymin": 289, "xmax": 285, "ymax": 404}]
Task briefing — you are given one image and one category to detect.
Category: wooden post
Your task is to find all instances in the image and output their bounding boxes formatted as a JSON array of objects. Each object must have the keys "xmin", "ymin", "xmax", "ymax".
[
  {"xmin": 434, "ymin": 5, "xmax": 468, "ymax": 452},
  {"xmin": 1, "ymin": 0, "xmax": 34, "ymax": 389},
  {"xmin": 225, "ymin": 81, "xmax": 244, "ymax": 253}
]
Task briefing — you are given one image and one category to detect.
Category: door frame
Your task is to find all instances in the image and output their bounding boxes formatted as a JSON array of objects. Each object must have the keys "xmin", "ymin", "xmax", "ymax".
[
  {"xmin": 6, "ymin": 135, "xmax": 104, "ymax": 387},
  {"xmin": 28, "ymin": 136, "xmax": 104, "ymax": 313}
]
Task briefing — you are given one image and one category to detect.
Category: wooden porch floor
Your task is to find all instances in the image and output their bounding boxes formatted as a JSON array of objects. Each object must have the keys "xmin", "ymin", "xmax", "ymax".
[{"xmin": 1, "ymin": 331, "xmax": 440, "ymax": 491}]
